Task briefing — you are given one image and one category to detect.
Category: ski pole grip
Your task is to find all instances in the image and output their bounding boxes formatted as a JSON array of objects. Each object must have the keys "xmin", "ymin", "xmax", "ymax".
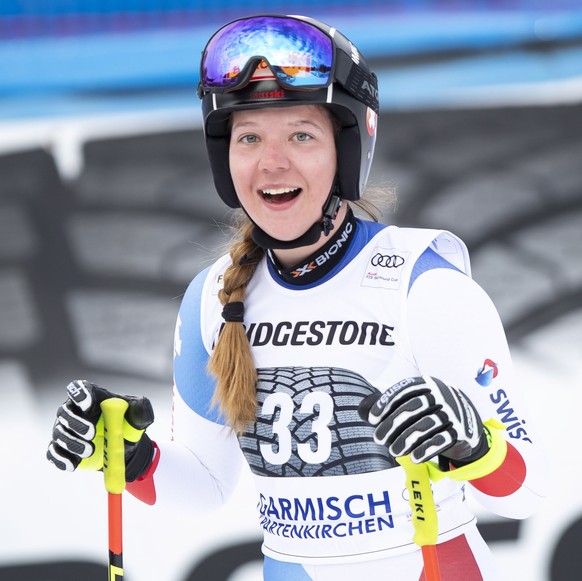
[
  {"xmin": 101, "ymin": 398, "xmax": 129, "ymax": 495},
  {"xmin": 397, "ymin": 455, "xmax": 439, "ymax": 547}
]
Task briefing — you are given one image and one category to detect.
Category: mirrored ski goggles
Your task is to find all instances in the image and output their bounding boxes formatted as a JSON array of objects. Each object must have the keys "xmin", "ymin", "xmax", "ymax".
[{"xmin": 200, "ymin": 16, "xmax": 334, "ymax": 92}]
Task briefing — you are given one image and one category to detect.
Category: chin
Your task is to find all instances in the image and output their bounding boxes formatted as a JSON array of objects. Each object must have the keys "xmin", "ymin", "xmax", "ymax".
[
  {"xmin": 260, "ymin": 221, "xmax": 305, "ymax": 240},
  {"xmin": 267, "ymin": 228, "xmax": 308, "ymax": 242}
]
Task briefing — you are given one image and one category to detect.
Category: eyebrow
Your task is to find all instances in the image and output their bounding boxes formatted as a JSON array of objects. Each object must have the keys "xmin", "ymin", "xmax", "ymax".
[{"xmin": 232, "ymin": 118, "xmax": 326, "ymax": 133}]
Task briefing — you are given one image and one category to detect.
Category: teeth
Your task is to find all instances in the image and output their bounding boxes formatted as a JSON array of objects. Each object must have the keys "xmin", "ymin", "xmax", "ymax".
[{"xmin": 261, "ymin": 187, "xmax": 298, "ymax": 196}]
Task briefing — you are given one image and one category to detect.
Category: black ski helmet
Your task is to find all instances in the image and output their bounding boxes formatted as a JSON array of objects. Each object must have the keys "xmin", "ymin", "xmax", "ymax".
[{"xmin": 198, "ymin": 14, "xmax": 379, "ymax": 209}]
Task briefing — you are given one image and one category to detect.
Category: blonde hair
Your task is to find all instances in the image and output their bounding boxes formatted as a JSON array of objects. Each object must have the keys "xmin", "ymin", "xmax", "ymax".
[
  {"xmin": 207, "ymin": 217, "xmax": 263, "ymax": 433},
  {"xmin": 207, "ymin": 192, "xmax": 393, "ymax": 434}
]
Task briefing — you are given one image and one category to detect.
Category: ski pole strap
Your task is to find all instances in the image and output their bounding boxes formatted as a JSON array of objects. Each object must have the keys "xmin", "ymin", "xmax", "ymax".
[
  {"xmin": 122, "ymin": 420, "xmax": 146, "ymax": 444},
  {"xmin": 427, "ymin": 419, "xmax": 508, "ymax": 483},
  {"xmin": 101, "ymin": 398, "xmax": 129, "ymax": 495},
  {"xmin": 396, "ymin": 455, "xmax": 439, "ymax": 547}
]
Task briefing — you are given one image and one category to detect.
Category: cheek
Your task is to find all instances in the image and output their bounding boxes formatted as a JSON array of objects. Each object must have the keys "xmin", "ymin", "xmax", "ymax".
[
  {"xmin": 228, "ymin": 152, "xmax": 251, "ymax": 197},
  {"xmin": 309, "ymin": 149, "xmax": 337, "ymax": 191}
]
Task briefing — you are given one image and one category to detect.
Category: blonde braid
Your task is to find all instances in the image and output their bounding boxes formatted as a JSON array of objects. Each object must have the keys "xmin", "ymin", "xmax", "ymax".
[{"xmin": 208, "ymin": 219, "xmax": 264, "ymax": 433}]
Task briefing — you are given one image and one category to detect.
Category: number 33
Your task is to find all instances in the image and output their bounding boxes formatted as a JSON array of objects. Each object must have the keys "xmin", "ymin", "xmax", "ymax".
[{"xmin": 260, "ymin": 391, "xmax": 334, "ymax": 465}]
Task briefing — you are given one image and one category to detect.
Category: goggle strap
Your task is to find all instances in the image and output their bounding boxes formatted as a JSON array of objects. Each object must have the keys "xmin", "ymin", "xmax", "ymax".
[
  {"xmin": 334, "ymin": 51, "xmax": 378, "ymax": 112},
  {"xmin": 350, "ymin": 69, "xmax": 378, "ymax": 112},
  {"xmin": 333, "ymin": 50, "xmax": 353, "ymax": 88}
]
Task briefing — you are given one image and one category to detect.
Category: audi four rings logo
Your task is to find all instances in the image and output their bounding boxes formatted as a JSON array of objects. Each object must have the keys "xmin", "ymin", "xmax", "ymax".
[{"xmin": 370, "ymin": 253, "xmax": 405, "ymax": 268}]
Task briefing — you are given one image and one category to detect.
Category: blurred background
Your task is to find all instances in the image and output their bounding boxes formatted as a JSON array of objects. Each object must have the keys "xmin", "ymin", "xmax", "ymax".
[{"xmin": 1, "ymin": 1, "xmax": 581, "ymax": 580}]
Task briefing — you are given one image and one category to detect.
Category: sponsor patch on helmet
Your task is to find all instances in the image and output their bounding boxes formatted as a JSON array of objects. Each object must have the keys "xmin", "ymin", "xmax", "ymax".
[{"xmin": 249, "ymin": 88, "xmax": 287, "ymax": 100}]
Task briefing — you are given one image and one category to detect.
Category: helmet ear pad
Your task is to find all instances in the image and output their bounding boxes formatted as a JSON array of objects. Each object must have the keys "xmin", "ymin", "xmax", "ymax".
[
  {"xmin": 206, "ymin": 134, "xmax": 239, "ymax": 208},
  {"xmin": 334, "ymin": 122, "xmax": 360, "ymax": 202}
]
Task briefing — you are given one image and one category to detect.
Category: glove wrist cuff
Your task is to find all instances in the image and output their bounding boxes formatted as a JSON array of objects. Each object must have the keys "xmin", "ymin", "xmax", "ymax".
[
  {"xmin": 448, "ymin": 430, "xmax": 490, "ymax": 468},
  {"xmin": 428, "ymin": 419, "xmax": 507, "ymax": 482}
]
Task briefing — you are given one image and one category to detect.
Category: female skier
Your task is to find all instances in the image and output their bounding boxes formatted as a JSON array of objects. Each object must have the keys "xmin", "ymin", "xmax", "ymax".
[{"xmin": 47, "ymin": 14, "xmax": 547, "ymax": 580}]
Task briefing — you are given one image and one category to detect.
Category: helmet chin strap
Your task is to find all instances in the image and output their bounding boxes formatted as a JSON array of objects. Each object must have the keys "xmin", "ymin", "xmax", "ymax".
[{"xmin": 250, "ymin": 182, "xmax": 343, "ymax": 250}]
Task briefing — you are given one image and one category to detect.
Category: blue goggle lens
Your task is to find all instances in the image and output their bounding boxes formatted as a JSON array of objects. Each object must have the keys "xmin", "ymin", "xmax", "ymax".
[{"xmin": 201, "ymin": 16, "xmax": 334, "ymax": 91}]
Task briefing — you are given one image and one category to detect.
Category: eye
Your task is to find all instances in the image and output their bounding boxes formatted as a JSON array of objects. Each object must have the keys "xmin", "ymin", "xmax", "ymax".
[
  {"xmin": 238, "ymin": 134, "xmax": 259, "ymax": 144},
  {"xmin": 293, "ymin": 132, "xmax": 312, "ymax": 142}
]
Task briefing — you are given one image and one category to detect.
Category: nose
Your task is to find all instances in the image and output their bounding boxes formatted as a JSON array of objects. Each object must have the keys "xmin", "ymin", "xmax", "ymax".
[{"xmin": 258, "ymin": 140, "xmax": 290, "ymax": 173}]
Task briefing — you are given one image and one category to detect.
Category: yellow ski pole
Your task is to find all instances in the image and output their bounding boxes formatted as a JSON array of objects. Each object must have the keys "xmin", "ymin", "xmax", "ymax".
[
  {"xmin": 101, "ymin": 398, "xmax": 129, "ymax": 581},
  {"xmin": 397, "ymin": 455, "xmax": 441, "ymax": 581}
]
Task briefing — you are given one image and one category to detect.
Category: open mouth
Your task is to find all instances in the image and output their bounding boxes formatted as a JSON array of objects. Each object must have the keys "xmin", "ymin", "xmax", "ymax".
[{"xmin": 260, "ymin": 187, "xmax": 302, "ymax": 204}]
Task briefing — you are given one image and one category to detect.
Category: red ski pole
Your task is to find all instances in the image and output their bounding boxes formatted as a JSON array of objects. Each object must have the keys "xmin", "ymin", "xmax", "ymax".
[{"xmin": 101, "ymin": 398, "xmax": 129, "ymax": 581}]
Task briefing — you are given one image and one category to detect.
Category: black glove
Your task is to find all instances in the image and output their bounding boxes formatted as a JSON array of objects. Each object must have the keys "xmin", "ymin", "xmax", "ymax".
[
  {"xmin": 358, "ymin": 376, "xmax": 488, "ymax": 466},
  {"xmin": 47, "ymin": 379, "xmax": 155, "ymax": 482}
]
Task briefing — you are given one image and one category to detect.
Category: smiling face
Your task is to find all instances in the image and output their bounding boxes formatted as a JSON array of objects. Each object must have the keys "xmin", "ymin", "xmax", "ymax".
[{"xmin": 229, "ymin": 104, "xmax": 340, "ymax": 260}]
